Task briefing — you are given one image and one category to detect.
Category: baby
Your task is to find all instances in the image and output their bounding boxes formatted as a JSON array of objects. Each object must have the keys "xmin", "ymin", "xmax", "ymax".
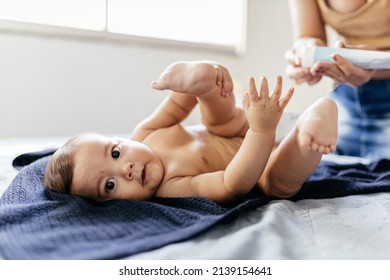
[{"xmin": 44, "ymin": 61, "xmax": 337, "ymax": 205}]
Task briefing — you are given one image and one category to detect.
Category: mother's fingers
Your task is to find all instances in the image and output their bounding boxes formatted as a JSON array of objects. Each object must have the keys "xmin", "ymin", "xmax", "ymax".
[
  {"xmin": 312, "ymin": 58, "xmax": 374, "ymax": 86},
  {"xmin": 286, "ymin": 65, "xmax": 318, "ymax": 85},
  {"xmin": 332, "ymin": 54, "xmax": 375, "ymax": 85},
  {"xmin": 284, "ymin": 48, "xmax": 299, "ymax": 66}
]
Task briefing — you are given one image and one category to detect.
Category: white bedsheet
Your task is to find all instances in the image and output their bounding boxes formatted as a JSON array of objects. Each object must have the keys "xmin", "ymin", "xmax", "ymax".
[
  {"xmin": 1, "ymin": 138, "xmax": 390, "ymax": 260},
  {"xmin": 126, "ymin": 193, "xmax": 390, "ymax": 260}
]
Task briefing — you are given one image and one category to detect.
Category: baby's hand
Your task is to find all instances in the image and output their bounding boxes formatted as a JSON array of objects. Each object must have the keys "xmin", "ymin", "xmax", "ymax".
[
  {"xmin": 243, "ymin": 75, "xmax": 294, "ymax": 133},
  {"xmin": 151, "ymin": 61, "xmax": 233, "ymax": 97}
]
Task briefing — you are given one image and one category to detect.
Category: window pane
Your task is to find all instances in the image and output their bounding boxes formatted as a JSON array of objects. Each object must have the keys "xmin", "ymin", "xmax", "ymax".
[
  {"xmin": 0, "ymin": 0, "xmax": 106, "ymax": 31},
  {"xmin": 107, "ymin": 0, "xmax": 244, "ymax": 47}
]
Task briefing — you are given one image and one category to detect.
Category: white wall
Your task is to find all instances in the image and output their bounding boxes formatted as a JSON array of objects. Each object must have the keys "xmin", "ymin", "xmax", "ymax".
[{"xmin": 0, "ymin": 0, "xmax": 329, "ymax": 138}]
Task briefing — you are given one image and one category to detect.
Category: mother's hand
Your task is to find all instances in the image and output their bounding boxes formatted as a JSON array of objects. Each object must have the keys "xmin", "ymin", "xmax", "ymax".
[
  {"xmin": 284, "ymin": 38, "xmax": 325, "ymax": 85},
  {"xmin": 285, "ymin": 51, "xmax": 323, "ymax": 85},
  {"xmin": 286, "ymin": 40, "xmax": 376, "ymax": 87},
  {"xmin": 310, "ymin": 54, "xmax": 376, "ymax": 87}
]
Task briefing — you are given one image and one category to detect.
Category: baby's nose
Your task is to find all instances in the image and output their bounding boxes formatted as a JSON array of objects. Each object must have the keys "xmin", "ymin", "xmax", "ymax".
[{"xmin": 124, "ymin": 162, "xmax": 134, "ymax": 180}]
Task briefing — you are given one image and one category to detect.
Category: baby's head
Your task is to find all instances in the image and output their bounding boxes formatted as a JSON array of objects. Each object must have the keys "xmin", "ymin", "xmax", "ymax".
[
  {"xmin": 44, "ymin": 135, "xmax": 78, "ymax": 195},
  {"xmin": 44, "ymin": 132, "xmax": 164, "ymax": 202}
]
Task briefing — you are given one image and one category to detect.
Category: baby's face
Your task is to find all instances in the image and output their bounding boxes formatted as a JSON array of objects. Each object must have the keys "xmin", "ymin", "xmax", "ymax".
[{"xmin": 71, "ymin": 134, "xmax": 164, "ymax": 202}]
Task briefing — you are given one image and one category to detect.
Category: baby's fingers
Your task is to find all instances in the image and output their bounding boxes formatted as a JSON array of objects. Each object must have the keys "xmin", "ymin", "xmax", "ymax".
[
  {"xmin": 248, "ymin": 76, "xmax": 259, "ymax": 101},
  {"xmin": 259, "ymin": 76, "xmax": 270, "ymax": 99},
  {"xmin": 271, "ymin": 75, "xmax": 283, "ymax": 100},
  {"xmin": 243, "ymin": 92, "xmax": 250, "ymax": 110},
  {"xmin": 278, "ymin": 87, "xmax": 294, "ymax": 109}
]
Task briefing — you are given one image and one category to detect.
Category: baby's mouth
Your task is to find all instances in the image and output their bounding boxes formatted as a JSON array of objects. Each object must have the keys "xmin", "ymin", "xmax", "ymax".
[{"xmin": 141, "ymin": 166, "xmax": 146, "ymax": 186}]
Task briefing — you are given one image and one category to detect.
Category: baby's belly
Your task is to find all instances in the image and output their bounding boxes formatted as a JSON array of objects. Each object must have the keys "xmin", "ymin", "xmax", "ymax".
[{"xmin": 195, "ymin": 132, "xmax": 243, "ymax": 171}]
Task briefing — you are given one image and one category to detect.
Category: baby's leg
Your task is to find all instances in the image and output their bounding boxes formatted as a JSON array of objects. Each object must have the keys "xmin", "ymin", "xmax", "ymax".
[
  {"xmin": 152, "ymin": 61, "xmax": 248, "ymax": 137},
  {"xmin": 258, "ymin": 97, "xmax": 338, "ymax": 197}
]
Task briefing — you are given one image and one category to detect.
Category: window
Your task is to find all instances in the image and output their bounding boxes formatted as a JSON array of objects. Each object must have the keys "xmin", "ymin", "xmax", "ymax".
[
  {"xmin": 0, "ymin": 0, "xmax": 247, "ymax": 54},
  {"xmin": 0, "ymin": 0, "xmax": 106, "ymax": 31}
]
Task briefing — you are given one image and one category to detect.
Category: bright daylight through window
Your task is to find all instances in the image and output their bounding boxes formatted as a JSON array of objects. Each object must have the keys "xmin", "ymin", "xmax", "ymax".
[{"xmin": 0, "ymin": 0, "xmax": 246, "ymax": 53}]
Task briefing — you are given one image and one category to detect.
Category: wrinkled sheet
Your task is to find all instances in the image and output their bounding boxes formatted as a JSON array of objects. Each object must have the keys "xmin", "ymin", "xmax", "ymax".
[
  {"xmin": 1, "ymin": 138, "xmax": 390, "ymax": 260},
  {"xmin": 129, "ymin": 155, "xmax": 390, "ymax": 260},
  {"xmin": 127, "ymin": 193, "xmax": 390, "ymax": 259}
]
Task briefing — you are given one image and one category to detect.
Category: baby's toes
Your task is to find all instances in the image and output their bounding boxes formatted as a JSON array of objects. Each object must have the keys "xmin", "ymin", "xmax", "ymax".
[
  {"xmin": 310, "ymin": 142, "xmax": 319, "ymax": 152},
  {"xmin": 222, "ymin": 82, "xmax": 233, "ymax": 97},
  {"xmin": 317, "ymin": 145, "xmax": 325, "ymax": 154},
  {"xmin": 151, "ymin": 77, "xmax": 170, "ymax": 90},
  {"xmin": 151, "ymin": 80, "xmax": 163, "ymax": 90},
  {"xmin": 323, "ymin": 146, "xmax": 331, "ymax": 154},
  {"xmin": 298, "ymin": 130, "xmax": 312, "ymax": 149}
]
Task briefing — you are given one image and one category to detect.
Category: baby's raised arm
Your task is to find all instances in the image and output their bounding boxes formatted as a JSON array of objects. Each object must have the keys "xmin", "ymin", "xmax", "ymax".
[{"xmin": 222, "ymin": 76, "xmax": 294, "ymax": 200}]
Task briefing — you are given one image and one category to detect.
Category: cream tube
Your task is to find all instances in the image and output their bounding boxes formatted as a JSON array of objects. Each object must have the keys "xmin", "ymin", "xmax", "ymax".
[{"xmin": 301, "ymin": 46, "xmax": 390, "ymax": 69}]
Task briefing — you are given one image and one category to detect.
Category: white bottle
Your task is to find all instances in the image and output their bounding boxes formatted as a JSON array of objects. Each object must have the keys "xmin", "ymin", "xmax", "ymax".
[{"xmin": 301, "ymin": 46, "xmax": 390, "ymax": 69}]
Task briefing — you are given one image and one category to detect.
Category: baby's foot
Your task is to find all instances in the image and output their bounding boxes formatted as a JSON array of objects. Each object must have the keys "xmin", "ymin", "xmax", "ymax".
[
  {"xmin": 151, "ymin": 61, "xmax": 233, "ymax": 97},
  {"xmin": 296, "ymin": 97, "xmax": 338, "ymax": 154}
]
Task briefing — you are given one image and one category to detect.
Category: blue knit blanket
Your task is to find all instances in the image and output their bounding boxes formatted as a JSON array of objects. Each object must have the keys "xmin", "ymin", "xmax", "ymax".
[{"xmin": 1, "ymin": 151, "xmax": 390, "ymax": 260}]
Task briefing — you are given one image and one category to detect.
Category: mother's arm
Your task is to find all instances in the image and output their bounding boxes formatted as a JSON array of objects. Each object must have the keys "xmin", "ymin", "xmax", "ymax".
[
  {"xmin": 285, "ymin": 0, "xmax": 327, "ymax": 85},
  {"xmin": 286, "ymin": 0, "xmax": 381, "ymax": 87}
]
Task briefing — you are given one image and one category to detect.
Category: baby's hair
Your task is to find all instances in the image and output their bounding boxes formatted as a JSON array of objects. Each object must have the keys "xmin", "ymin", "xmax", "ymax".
[{"xmin": 44, "ymin": 134, "xmax": 87, "ymax": 194}]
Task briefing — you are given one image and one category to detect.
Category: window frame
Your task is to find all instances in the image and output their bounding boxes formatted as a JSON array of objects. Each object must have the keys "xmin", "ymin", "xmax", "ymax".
[{"xmin": 0, "ymin": 0, "xmax": 247, "ymax": 56}]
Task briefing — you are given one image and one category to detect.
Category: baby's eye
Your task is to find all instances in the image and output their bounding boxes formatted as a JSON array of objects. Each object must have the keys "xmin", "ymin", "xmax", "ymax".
[
  {"xmin": 111, "ymin": 146, "xmax": 121, "ymax": 159},
  {"xmin": 105, "ymin": 178, "xmax": 115, "ymax": 192}
]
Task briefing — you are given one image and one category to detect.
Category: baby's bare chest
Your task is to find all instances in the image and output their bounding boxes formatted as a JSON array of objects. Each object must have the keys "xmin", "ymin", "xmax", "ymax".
[{"xmin": 143, "ymin": 125, "xmax": 242, "ymax": 177}]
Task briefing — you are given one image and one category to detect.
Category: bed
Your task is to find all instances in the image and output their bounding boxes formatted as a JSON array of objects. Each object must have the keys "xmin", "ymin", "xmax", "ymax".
[{"xmin": 1, "ymin": 136, "xmax": 390, "ymax": 260}]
